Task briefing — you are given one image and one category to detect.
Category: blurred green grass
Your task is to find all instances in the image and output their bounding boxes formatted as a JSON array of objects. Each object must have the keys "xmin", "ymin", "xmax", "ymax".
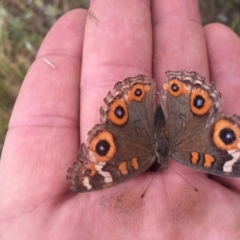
[{"xmin": 0, "ymin": 0, "xmax": 239, "ymax": 155}]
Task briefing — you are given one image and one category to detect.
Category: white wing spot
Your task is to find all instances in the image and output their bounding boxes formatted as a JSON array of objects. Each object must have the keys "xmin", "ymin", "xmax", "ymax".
[
  {"xmin": 95, "ymin": 164, "xmax": 113, "ymax": 183},
  {"xmin": 223, "ymin": 150, "xmax": 240, "ymax": 172},
  {"xmin": 83, "ymin": 177, "xmax": 92, "ymax": 190}
]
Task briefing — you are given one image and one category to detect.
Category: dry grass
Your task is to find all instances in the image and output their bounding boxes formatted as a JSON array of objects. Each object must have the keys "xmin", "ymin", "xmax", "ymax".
[{"xmin": 0, "ymin": 0, "xmax": 239, "ymax": 155}]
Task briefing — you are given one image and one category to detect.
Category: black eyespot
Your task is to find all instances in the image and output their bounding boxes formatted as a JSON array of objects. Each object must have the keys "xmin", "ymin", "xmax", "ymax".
[
  {"xmin": 84, "ymin": 169, "xmax": 91, "ymax": 176},
  {"xmin": 219, "ymin": 128, "xmax": 236, "ymax": 145},
  {"xmin": 171, "ymin": 83, "xmax": 179, "ymax": 92},
  {"xmin": 96, "ymin": 140, "xmax": 110, "ymax": 156},
  {"xmin": 193, "ymin": 95, "xmax": 205, "ymax": 109},
  {"xmin": 134, "ymin": 88, "xmax": 142, "ymax": 97},
  {"xmin": 114, "ymin": 105, "xmax": 125, "ymax": 119}
]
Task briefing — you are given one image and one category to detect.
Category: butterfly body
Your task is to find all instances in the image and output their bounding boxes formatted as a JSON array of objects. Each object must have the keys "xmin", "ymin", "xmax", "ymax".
[{"xmin": 67, "ymin": 71, "xmax": 240, "ymax": 192}]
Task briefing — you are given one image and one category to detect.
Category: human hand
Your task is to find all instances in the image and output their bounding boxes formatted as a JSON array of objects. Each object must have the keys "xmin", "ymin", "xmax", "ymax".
[{"xmin": 1, "ymin": 0, "xmax": 240, "ymax": 239}]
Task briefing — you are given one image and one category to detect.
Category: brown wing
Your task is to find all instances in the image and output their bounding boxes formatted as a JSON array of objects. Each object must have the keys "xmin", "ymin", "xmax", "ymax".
[
  {"xmin": 161, "ymin": 70, "xmax": 240, "ymax": 177},
  {"xmin": 67, "ymin": 75, "xmax": 157, "ymax": 192}
]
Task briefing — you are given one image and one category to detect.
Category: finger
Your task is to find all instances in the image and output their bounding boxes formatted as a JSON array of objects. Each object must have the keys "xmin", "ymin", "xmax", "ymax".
[
  {"xmin": 0, "ymin": 10, "xmax": 87, "ymax": 206},
  {"xmin": 205, "ymin": 23, "xmax": 240, "ymax": 115},
  {"xmin": 204, "ymin": 23, "xmax": 240, "ymax": 190},
  {"xmin": 80, "ymin": 0, "xmax": 152, "ymax": 138},
  {"xmin": 151, "ymin": 0, "xmax": 210, "ymax": 176},
  {"xmin": 152, "ymin": 0, "xmax": 209, "ymax": 87}
]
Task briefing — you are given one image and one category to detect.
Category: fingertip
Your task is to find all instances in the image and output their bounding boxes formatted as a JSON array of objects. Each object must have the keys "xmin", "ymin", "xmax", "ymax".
[
  {"xmin": 204, "ymin": 22, "xmax": 240, "ymax": 61},
  {"xmin": 204, "ymin": 23, "xmax": 240, "ymax": 115},
  {"xmin": 37, "ymin": 9, "xmax": 88, "ymax": 58},
  {"xmin": 152, "ymin": 0, "xmax": 209, "ymax": 86}
]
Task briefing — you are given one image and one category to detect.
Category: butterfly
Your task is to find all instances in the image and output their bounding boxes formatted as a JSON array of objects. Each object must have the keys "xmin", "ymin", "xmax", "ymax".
[{"xmin": 67, "ymin": 70, "xmax": 240, "ymax": 192}]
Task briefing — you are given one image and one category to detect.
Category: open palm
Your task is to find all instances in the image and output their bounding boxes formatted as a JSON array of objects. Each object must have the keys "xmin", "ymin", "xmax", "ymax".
[{"xmin": 1, "ymin": 1, "xmax": 240, "ymax": 239}]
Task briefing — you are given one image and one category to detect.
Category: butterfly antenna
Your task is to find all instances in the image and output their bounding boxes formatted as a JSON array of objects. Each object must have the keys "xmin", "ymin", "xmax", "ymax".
[
  {"xmin": 141, "ymin": 164, "xmax": 198, "ymax": 198},
  {"xmin": 141, "ymin": 166, "xmax": 162, "ymax": 198},
  {"xmin": 168, "ymin": 165, "xmax": 198, "ymax": 192}
]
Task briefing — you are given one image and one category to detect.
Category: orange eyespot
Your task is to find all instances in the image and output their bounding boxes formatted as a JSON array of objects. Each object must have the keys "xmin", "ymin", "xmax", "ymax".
[
  {"xmin": 190, "ymin": 88, "xmax": 212, "ymax": 115},
  {"xmin": 90, "ymin": 131, "xmax": 116, "ymax": 162},
  {"xmin": 165, "ymin": 79, "xmax": 189, "ymax": 97},
  {"xmin": 127, "ymin": 83, "xmax": 150, "ymax": 102},
  {"xmin": 108, "ymin": 99, "xmax": 128, "ymax": 125},
  {"xmin": 213, "ymin": 119, "xmax": 240, "ymax": 150}
]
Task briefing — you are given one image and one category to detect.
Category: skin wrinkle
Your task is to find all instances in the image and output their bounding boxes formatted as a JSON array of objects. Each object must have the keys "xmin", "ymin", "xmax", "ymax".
[
  {"xmin": 80, "ymin": 62, "xmax": 152, "ymax": 91},
  {"xmin": 9, "ymin": 115, "xmax": 78, "ymax": 129},
  {"xmin": 36, "ymin": 54, "xmax": 82, "ymax": 61},
  {"xmin": 152, "ymin": 17, "xmax": 201, "ymax": 27},
  {"xmin": 97, "ymin": 61, "xmax": 152, "ymax": 74},
  {"xmin": 0, "ymin": 187, "xmax": 57, "ymax": 223}
]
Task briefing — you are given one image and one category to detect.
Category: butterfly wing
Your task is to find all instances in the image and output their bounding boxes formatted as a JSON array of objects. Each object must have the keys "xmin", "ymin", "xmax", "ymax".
[
  {"xmin": 67, "ymin": 75, "xmax": 157, "ymax": 192},
  {"xmin": 161, "ymin": 70, "xmax": 240, "ymax": 177}
]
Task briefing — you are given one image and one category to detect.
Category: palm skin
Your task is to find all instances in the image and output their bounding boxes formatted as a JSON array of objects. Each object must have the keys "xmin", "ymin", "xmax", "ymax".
[{"xmin": 1, "ymin": 1, "xmax": 240, "ymax": 239}]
